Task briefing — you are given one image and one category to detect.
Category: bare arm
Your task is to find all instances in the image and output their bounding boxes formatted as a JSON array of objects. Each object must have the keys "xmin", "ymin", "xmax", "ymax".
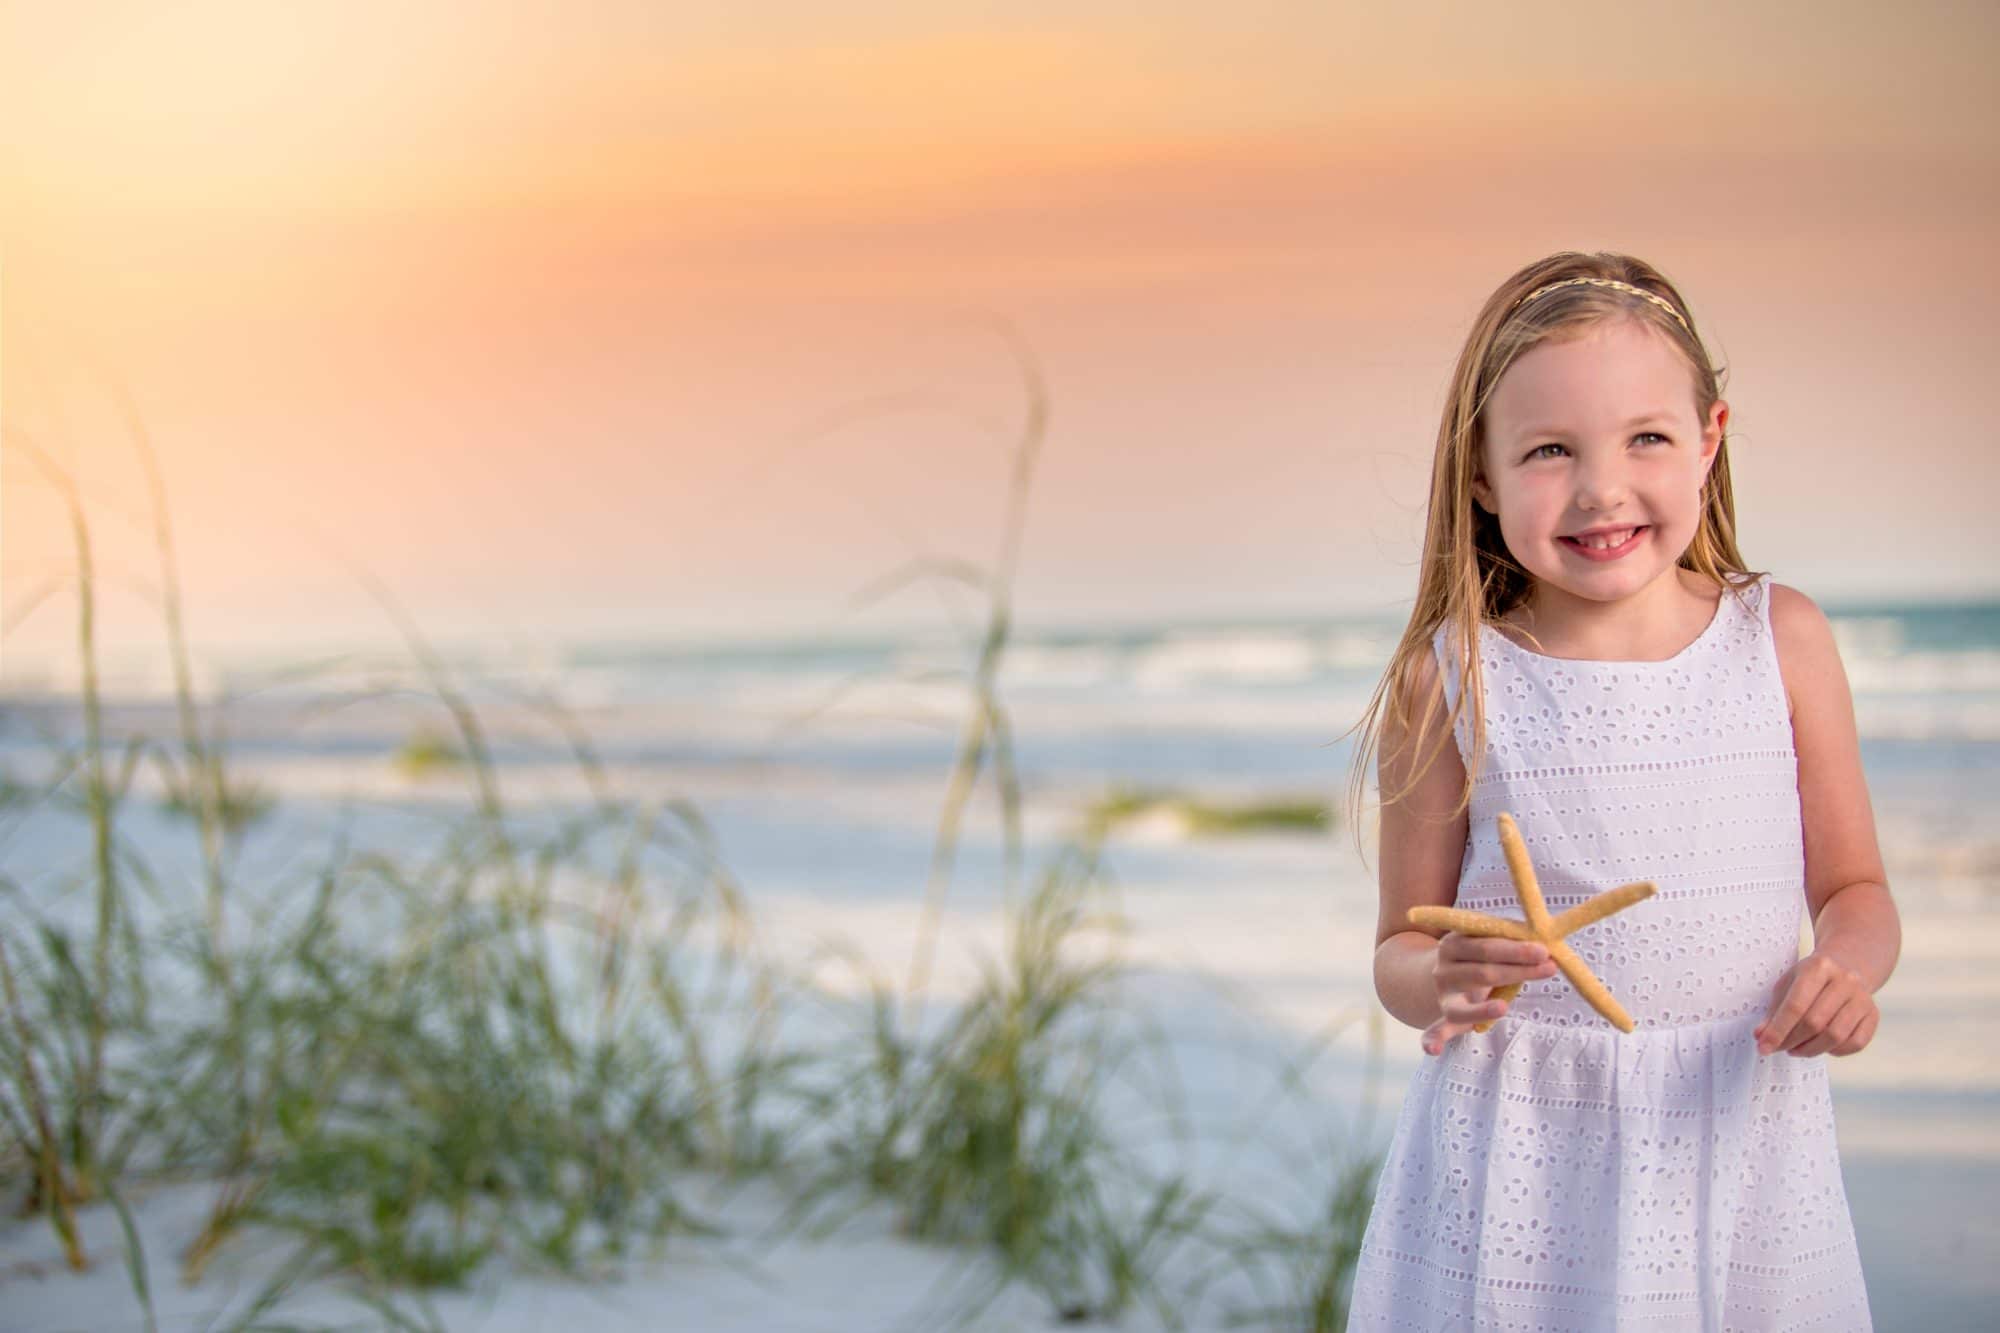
[
  {"xmin": 1769, "ymin": 583, "xmax": 1901, "ymax": 991},
  {"xmin": 1372, "ymin": 647, "xmax": 1471, "ymax": 1030},
  {"xmin": 1755, "ymin": 584, "xmax": 1900, "ymax": 1058}
]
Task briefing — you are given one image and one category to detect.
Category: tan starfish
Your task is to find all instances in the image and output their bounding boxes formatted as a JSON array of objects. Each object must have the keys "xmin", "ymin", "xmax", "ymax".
[{"xmin": 1408, "ymin": 811, "xmax": 1656, "ymax": 1033}]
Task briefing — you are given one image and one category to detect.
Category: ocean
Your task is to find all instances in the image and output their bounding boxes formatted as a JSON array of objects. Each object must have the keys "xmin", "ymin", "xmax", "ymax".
[{"xmin": 2, "ymin": 596, "xmax": 1997, "ymax": 1323}]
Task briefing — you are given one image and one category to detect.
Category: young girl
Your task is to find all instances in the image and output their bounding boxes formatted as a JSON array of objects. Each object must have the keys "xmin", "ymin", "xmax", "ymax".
[{"xmin": 1342, "ymin": 252, "xmax": 1900, "ymax": 1330}]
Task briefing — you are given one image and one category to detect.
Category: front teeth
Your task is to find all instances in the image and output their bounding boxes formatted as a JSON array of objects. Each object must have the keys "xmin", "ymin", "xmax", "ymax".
[{"xmin": 1576, "ymin": 528, "xmax": 1635, "ymax": 549}]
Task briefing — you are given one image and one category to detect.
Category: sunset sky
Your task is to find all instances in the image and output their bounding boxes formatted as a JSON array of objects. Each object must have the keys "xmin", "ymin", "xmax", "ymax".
[{"xmin": 4, "ymin": 2, "xmax": 1997, "ymax": 675}]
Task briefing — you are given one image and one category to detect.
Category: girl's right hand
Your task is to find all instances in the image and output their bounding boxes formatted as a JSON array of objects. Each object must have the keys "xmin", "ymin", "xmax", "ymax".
[{"xmin": 1419, "ymin": 932, "xmax": 1559, "ymax": 1056}]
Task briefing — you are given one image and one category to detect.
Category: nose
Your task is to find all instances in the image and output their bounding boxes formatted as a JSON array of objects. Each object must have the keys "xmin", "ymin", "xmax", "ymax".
[{"xmin": 1573, "ymin": 454, "xmax": 1631, "ymax": 512}]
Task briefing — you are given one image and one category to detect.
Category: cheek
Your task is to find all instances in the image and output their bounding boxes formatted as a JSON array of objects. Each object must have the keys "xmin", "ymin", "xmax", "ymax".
[
  {"xmin": 1643, "ymin": 461, "xmax": 1709, "ymax": 522},
  {"xmin": 1493, "ymin": 477, "xmax": 1566, "ymax": 529}
]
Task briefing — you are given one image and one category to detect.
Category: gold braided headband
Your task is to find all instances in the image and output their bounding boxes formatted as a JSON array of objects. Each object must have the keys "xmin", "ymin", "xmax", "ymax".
[{"xmin": 1511, "ymin": 276, "xmax": 1692, "ymax": 337}]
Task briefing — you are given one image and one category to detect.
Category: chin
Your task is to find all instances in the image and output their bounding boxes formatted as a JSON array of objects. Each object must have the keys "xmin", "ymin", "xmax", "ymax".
[{"xmin": 1582, "ymin": 564, "xmax": 1675, "ymax": 597}]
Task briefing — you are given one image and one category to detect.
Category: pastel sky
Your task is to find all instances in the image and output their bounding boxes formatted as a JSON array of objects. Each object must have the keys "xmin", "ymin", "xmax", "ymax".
[{"xmin": 4, "ymin": 1, "xmax": 1997, "ymax": 675}]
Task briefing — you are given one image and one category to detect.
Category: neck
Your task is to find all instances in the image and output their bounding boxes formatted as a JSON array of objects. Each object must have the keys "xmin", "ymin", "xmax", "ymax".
[{"xmin": 1512, "ymin": 568, "xmax": 1721, "ymax": 660}]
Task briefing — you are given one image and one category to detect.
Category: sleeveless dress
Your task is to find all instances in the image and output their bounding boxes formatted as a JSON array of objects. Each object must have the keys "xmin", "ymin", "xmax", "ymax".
[{"xmin": 1345, "ymin": 574, "xmax": 1873, "ymax": 1330}]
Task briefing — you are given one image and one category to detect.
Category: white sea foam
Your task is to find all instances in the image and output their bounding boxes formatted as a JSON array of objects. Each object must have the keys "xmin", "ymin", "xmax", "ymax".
[
  {"xmin": 1317, "ymin": 627, "xmax": 1399, "ymax": 670},
  {"xmin": 1130, "ymin": 631, "xmax": 1320, "ymax": 691},
  {"xmin": 996, "ymin": 642, "xmax": 1123, "ymax": 689},
  {"xmin": 1855, "ymin": 698, "xmax": 2000, "ymax": 741},
  {"xmin": 1829, "ymin": 615, "xmax": 1907, "ymax": 660},
  {"xmin": 1847, "ymin": 648, "xmax": 2000, "ymax": 694}
]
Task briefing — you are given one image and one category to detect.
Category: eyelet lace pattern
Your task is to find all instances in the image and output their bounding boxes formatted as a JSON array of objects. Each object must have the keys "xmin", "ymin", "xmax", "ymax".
[{"xmin": 1346, "ymin": 575, "xmax": 1873, "ymax": 1329}]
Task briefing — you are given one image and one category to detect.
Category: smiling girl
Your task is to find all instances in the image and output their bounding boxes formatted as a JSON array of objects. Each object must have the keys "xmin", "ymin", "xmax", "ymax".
[{"xmin": 1342, "ymin": 252, "xmax": 1897, "ymax": 1330}]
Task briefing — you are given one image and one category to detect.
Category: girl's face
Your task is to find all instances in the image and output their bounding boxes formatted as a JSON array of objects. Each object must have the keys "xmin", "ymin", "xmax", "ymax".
[{"xmin": 1472, "ymin": 318, "xmax": 1726, "ymax": 612}]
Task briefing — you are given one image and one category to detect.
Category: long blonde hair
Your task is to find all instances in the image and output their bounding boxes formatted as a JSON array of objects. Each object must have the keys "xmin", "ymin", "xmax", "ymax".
[{"xmin": 1344, "ymin": 251, "xmax": 1758, "ymax": 841}]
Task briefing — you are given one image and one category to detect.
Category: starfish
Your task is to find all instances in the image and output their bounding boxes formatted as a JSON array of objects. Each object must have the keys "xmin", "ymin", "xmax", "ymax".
[{"xmin": 1408, "ymin": 811, "xmax": 1656, "ymax": 1033}]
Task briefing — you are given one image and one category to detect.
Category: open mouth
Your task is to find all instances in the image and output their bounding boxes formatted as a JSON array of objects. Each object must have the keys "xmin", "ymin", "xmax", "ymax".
[{"xmin": 1558, "ymin": 526, "xmax": 1649, "ymax": 560}]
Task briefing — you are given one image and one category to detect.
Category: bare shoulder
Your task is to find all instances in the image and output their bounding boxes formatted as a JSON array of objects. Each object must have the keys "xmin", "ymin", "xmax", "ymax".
[
  {"xmin": 1767, "ymin": 580, "xmax": 1830, "ymax": 630},
  {"xmin": 1767, "ymin": 581, "xmax": 1836, "ymax": 652},
  {"xmin": 1379, "ymin": 638, "xmax": 1447, "ymax": 773},
  {"xmin": 1764, "ymin": 582, "xmax": 1844, "ymax": 719}
]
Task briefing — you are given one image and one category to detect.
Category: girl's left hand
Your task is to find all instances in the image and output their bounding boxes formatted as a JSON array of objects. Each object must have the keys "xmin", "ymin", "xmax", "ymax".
[{"xmin": 1755, "ymin": 950, "xmax": 1880, "ymax": 1057}]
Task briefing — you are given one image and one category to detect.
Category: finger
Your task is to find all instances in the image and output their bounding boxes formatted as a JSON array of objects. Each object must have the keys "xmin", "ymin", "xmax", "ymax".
[
  {"xmin": 1792, "ymin": 1029, "xmax": 1837, "ymax": 1058},
  {"xmin": 1439, "ymin": 957, "xmax": 1558, "ymax": 990},
  {"xmin": 1471, "ymin": 984, "xmax": 1520, "ymax": 1032},
  {"xmin": 1783, "ymin": 986, "xmax": 1859, "ymax": 1054},
  {"xmin": 1821, "ymin": 996, "xmax": 1875, "ymax": 1057},
  {"xmin": 1834, "ymin": 1007, "xmax": 1880, "ymax": 1056},
  {"xmin": 1757, "ymin": 975, "xmax": 1827, "ymax": 1055},
  {"xmin": 1437, "ymin": 934, "xmax": 1544, "ymax": 969},
  {"xmin": 1432, "ymin": 932, "xmax": 1486, "ymax": 969},
  {"xmin": 1770, "ymin": 953, "xmax": 1865, "ymax": 1053},
  {"xmin": 1422, "ymin": 1014, "xmax": 1475, "ymax": 1056},
  {"xmin": 1424, "ymin": 996, "xmax": 1506, "ymax": 1054},
  {"xmin": 1423, "ymin": 1001, "xmax": 1471, "ymax": 1055},
  {"xmin": 1444, "ymin": 991, "xmax": 1507, "ymax": 1023},
  {"xmin": 1439, "ymin": 940, "xmax": 1552, "ymax": 979},
  {"xmin": 1755, "ymin": 1015, "xmax": 1789, "ymax": 1056}
]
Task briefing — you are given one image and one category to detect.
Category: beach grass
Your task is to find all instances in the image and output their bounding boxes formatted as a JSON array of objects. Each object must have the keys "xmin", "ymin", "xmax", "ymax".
[
  {"xmin": 0, "ymin": 342, "xmax": 1380, "ymax": 1329},
  {"xmin": 1085, "ymin": 784, "xmax": 1334, "ymax": 839},
  {"xmin": 391, "ymin": 730, "xmax": 470, "ymax": 781},
  {"xmin": 772, "ymin": 838, "xmax": 1223, "ymax": 1330},
  {"xmin": 158, "ymin": 771, "xmax": 275, "ymax": 836}
]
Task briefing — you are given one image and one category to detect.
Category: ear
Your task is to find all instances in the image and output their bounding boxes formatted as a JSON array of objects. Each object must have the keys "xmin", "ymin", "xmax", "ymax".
[
  {"xmin": 1699, "ymin": 399, "xmax": 1727, "ymax": 477},
  {"xmin": 1470, "ymin": 472, "xmax": 1496, "ymax": 515}
]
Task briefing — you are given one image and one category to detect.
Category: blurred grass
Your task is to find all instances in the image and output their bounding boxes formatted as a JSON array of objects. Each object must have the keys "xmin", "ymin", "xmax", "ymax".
[
  {"xmin": 774, "ymin": 839, "xmax": 1222, "ymax": 1330},
  {"xmin": 159, "ymin": 771, "xmax": 275, "ymax": 836},
  {"xmin": 1086, "ymin": 784, "xmax": 1333, "ymax": 839},
  {"xmin": 0, "ymin": 331, "xmax": 1380, "ymax": 1331},
  {"xmin": 392, "ymin": 729, "xmax": 469, "ymax": 781}
]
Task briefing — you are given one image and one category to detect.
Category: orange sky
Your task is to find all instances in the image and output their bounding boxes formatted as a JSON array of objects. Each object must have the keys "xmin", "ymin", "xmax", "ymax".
[{"xmin": 4, "ymin": 2, "xmax": 1997, "ymax": 678}]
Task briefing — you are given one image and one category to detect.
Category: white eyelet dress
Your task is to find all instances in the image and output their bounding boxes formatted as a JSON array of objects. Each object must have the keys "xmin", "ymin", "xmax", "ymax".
[{"xmin": 1345, "ymin": 574, "xmax": 1873, "ymax": 1330}]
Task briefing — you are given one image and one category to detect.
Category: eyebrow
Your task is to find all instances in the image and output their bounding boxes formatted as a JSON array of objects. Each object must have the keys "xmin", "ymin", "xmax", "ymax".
[{"xmin": 1511, "ymin": 412, "xmax": 1675, "ymax": 438}]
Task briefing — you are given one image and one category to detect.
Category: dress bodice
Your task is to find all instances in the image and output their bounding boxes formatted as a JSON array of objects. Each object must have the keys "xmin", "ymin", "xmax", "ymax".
[{"xmin": 1430, "ymin": 573, "xmax": 1805, "ymax": 1030}]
